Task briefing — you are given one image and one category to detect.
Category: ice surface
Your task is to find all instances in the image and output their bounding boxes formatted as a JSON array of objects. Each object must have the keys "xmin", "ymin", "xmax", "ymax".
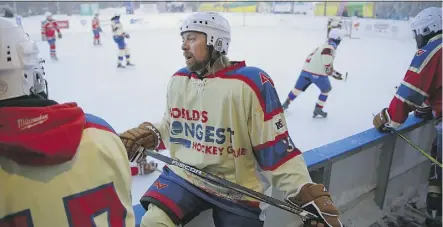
[{"xmin": 26, "ymin": 13, "xmax": 416, "ymax": 205}]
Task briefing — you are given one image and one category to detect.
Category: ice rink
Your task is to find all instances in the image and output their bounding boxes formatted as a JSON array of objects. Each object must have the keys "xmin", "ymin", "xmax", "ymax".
[{"xmin": 26, "ymin": 13, "xmax": 417, "ymax": 206}]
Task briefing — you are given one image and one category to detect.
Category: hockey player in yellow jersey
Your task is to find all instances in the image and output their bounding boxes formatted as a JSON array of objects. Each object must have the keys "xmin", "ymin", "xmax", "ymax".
[
  {"xmin": 111, "ymin": 13, "xmax": 133, "ymax": 68},
  {"xmin": 0, "ymin": 18, "xmax": 135, "ymax": 227},
  {"xmin": 282, "ymin": 28, "xmax": 345, "ymax": 118},
  {"xmin": 120, "ymin": 12, "xmax": 343, "ymax": 227}
]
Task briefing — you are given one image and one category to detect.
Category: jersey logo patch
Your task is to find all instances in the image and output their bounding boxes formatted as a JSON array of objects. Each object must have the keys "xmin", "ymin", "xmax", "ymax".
[
  {"xmin": 153, "ymin": 180, "xmax": 168, "ymax": 190},
  {"xmin": 260, "ymin": 72, "xmax": 274, "ymax": 87},
  {"xmin": 416, "ymin": 49, "xmax": 426, "ymax": 56}
]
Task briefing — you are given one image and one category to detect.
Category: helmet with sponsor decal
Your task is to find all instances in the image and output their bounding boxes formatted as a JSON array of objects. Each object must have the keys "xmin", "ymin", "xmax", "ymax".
[
  {"xmin": 180, "ymin": 11, "xmax": 231, "ymax": 55},
  {"xmin": 0, "ymin": 17, "xmax": 48, "ymax": 101},
  {"xmin": 411, "ymin": 7, "xmax": 442, "ymax": 49}
]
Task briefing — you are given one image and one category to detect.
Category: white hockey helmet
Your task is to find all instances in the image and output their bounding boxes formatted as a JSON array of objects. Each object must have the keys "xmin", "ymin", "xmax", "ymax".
[
  {"xmin": 180, "ymin": 12, "xmax": 231, "ymax": 55},
  {"xmin": 411, "ymin": 7, "xmax": 442, "ymax": 36},
  {"xmin": 0, "ymin": 17, "xmax": 46, "ymax": 100},
  {"xmin": 328, "ymin": 16, "xmax": 342, "ymax": 28},
  {"xmin": 45, "ymin": 12, "xmax": 52, "ymax": 18}
]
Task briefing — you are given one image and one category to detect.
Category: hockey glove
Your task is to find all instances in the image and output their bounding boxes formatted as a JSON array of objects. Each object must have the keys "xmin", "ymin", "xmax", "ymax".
[
  {"xmin": 331, "ymin": 71, "xmax": 343, "ymax": 80},
  {"xmin": 119, "ymin": 122, "xmax": 161, "ymax": 162},
  {"xmin": 285, "ymin": 183, "xmax": 343, "ymax": 227},
  {"xmin": 414, "ymin": 106, "xmax": 434, "ymax": 120},
  {"xmin": 372, "ymin": 108, "xmax": 391, "ymax": 132},
  {"xmin": 58, "ymin": 33, "xmax": 62, "ymax": 39},
  {"xmin": 124, "ymin": 33, "xmax": 130, "ymax": 39}
]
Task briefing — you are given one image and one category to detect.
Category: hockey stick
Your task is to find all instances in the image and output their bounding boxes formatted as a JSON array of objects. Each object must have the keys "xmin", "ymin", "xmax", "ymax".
[
  {"xmin": 386, "ymin": 126, "xmax": 442, "ymax": 167},
  {"xmin": 143, "ymin": 149, "xmax": 319, "ymax": 220}
]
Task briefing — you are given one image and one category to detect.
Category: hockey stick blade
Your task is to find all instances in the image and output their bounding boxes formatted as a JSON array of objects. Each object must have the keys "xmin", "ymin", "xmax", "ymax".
[{"xmin": 144, "ymin": 149, "xmax": 318, "ymax": 220}]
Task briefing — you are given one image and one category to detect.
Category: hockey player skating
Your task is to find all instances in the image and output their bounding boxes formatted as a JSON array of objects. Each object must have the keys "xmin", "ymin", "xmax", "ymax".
[
  {"xmin": 327, "ymin": 16, "xmax": 342, "ymax": 37},
  {"xmin": 372, "ymin": 7, "xmax": 442, "ymax": 219},
  {"xmin": 0, "ymin": 18, "xmax": 135, "ymax": 226},
  {"xmin": 92, "ymin": 12, "xmax": 102, "ymax": 45},
  {"xmin": 282, "ymin": 28, "xmax": 345, "ymax": 118},
  {"xmin": 41, "ymin": 12, "xmax": 62, "ymax": 60},
  {"xmin": 119, "ymin": 12, "xmax": 343, "ymax": 227},
  {"xmin": 111, "ymin": 13, "xmax": 133, "ymax": 68}
]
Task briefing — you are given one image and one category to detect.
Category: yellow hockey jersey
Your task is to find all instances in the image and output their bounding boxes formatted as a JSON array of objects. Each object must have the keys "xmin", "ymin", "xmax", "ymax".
[
  {"xmin": 155, "ymin": 61, "xmax": 312, "ymax": 204},
  {"xmin": 0, "ymin": 102, "xmax": 135, "ymax": 227},
  {"xmin": 302, "ymin": 41, "xmax": 337, "ymax": 76}
]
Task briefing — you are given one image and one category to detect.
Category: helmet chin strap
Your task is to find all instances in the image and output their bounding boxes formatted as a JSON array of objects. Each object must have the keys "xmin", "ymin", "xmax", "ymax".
[{"xmin": 195, "ymin": 45, "xmax": 219, "ymax": 79}]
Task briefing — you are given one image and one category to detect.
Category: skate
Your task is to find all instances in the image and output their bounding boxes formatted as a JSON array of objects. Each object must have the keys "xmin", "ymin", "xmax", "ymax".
[
  {"xmin": 117, "ymin": 63, "xmax": 125, "ymax": 68},
  {"xmin": 126, "ymin": 61, "xmax": 135, "ymax": 66},
  {"xmin": 51, "ymin": 55, "xmax": 59, "ymax": 61},
  {"xmin": 313, "ymin": 106, "xmax": 327, "ymax": 118}
]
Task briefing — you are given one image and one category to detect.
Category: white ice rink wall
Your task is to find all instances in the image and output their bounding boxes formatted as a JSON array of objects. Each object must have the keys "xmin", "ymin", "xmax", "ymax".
[
  {"xmin": 21, "ymin": 12, "xmax": 414, "ymax": 41},
  {"xmin": 20, "ymin": 13, "xmax": 433, "ymax": 226}
]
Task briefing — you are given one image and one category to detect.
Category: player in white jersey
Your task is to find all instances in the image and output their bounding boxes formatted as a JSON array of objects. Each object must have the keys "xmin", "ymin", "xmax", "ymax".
[
  {"xmin": 111, "ymin": 13, "xmax": 133, "ymax": 68},
  {"xmin": 0, "ymin": 17, "xmax": 135, "ymax": 226},
  {"xmin": 119, "ymin": 12, "xmax": 343, "ymax": 227},
  {"xmin": 281, "ymin": 28, "xmax": 345, "ymax": 118}
]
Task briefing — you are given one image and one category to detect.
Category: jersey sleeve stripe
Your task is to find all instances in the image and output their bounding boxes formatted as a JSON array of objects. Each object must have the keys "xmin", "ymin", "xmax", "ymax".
[
  {"xmin": 255, "ymin": 145, "xmax": 302, "ymax": 171},
  {"xmin": 395, "ymin": 83, "xmax": 427, "ymax": 107},
  {"xmin": 394, "ymin": 94, "xmax": 421, "ymax": 109},
  {"xmin": 253, "ymin": 131, "xmax": 289, "ymax": 151},
  {"xmin": 224, "ymin": 75, "xmax": 283, "ymax": 121},
  {"xmin": 401, "ymin": 81, "xmax": 429, "ymax": 97}
]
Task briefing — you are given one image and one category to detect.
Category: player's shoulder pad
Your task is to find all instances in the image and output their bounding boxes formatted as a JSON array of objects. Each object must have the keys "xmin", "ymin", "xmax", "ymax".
[
  {"xmin": 227, "ymin": 65, "xmax": 281, "ymax": 116},
  {"xmin": 410, "ymin": 37, "xmax": 442, "ymax": 69},
  {"xmin": 172, "ymin": 67, "xmax": 191, "ymax": 77},
  {"xmin": 84, "ymin": 113, "xmax": 117, "ymax": 134}
]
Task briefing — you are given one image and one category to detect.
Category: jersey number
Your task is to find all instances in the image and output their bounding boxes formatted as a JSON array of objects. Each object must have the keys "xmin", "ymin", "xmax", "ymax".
[
  {"xmin": 305, "ymin": 48, "xmax": 318, "ymax": 63},
  {"xmin": 0, "ymin": 183, "xmax": 127, "ymax": 227}
]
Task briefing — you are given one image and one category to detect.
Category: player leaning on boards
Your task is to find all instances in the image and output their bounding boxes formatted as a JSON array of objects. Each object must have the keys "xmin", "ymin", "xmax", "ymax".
[
  {"xmin": 0, "ymin": 18, "xmax": 135, "ymax": 226},
  {"xmin": 281, "ymin": 28, "xmax": 345, "ymax": 118},
  {"xmin": 120, "ymin": 12, "xmax": 344, "ymax": 227},
  {"xmin": 372, "ymin": 7, "xmax": 442, "ymax": 219}
]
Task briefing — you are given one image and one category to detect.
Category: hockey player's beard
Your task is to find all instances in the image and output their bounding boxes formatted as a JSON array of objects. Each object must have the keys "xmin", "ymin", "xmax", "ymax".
[{"xmin": 186, "ymin": 57, "xmax": 211, "ymax": 74}]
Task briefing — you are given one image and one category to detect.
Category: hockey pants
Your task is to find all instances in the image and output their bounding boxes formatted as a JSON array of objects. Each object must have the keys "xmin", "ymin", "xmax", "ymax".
[
  {"xmin": 93, "ymin": 29, "xmax": 101, "ymax": 43},
  {"xmin": 139, "ymin": 167, "xmax": 264, "ymax": 227},
  {"xmin": 47, "ymin": 38, "xmax": 56, "ymax": 57},
  {"xmin": 287, "ymin": 71, "xmax": 332, "ymax": 108},
  {"xmin": 114, "ymin": 36, "xmax": 130, "ymax": 64},
  {"xmin": 427, "ymin": 120, "xmax": 442, "ymax": 215}
]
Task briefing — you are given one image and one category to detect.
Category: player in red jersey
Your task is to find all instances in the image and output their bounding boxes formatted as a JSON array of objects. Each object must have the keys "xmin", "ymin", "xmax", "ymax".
[
  {"xmin": 41, "ymin": 12, "xmax": 62, "ymax": 60},
  {"xmin": 92, "ymin": 12, "xmax": 102, "ymax": 45},
  {"xmin": 373, "ymin": 7, "xmax": 442, "ymax": 218}
]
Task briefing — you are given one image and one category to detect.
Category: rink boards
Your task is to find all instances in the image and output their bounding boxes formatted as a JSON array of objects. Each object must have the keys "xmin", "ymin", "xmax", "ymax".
[{"xmin": 130, "ymin": 114, "xmax": 436, "ymax": 226}]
